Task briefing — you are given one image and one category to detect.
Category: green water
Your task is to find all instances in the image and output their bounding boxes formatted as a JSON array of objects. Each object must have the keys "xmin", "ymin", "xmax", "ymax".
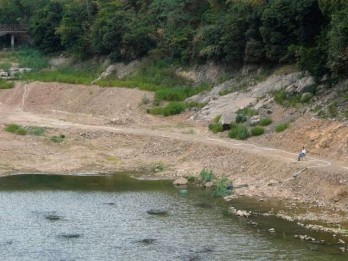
[{"xmin": 0, "ymin": 173, "xmax": 346, "ymax": 261}]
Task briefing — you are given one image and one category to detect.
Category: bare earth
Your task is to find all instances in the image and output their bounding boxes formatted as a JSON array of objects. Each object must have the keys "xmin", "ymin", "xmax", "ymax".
[{"xmin": 0, "ymin": 82, "xmax": 347, "ymax": 227}]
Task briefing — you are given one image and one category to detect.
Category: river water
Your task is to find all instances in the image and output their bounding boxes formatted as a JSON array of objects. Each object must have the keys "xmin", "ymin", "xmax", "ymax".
[{"xmin": 0, "ymin": 173, "xmax": 346, "ymax": 261}]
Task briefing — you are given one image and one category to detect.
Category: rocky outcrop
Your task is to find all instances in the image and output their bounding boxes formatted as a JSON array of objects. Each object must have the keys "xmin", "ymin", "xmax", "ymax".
[
  {"xmin": 0, "ymin": 67, "xmax": 31, "ymax": 79},
  {"xmin": 187, "ymin": 72, "xmax": 316, "ymax": 123}
]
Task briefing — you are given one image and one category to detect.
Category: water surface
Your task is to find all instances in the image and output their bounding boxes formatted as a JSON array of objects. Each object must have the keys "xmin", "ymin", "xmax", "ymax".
[{"xmin": 0, "ymin": 174, "xmax": 346, "ymax": 260}]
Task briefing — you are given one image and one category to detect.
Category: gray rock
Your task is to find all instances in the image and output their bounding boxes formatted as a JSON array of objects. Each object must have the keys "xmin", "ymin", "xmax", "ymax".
[
  {"xmin": 146, "ymin": 209, "xmax": 168, "ymax": 215},
  {"xmin": 173, "ymin": 177, "xmax": 188, "ymax": 186},
  {"xmin": 249, "ymin": 115, "xmax": 260, "ymax": 126}
]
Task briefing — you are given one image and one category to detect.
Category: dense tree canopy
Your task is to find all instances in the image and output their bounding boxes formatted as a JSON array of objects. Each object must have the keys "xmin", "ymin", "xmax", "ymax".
[{"xmin": 0, "ymin": 0, "xmax": 346, "ymax": 77}]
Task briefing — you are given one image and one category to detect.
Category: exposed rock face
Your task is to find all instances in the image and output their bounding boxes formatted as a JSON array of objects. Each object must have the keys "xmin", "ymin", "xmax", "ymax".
[
  {"xmin": 187, "ymin": 72, "xmax": 310, "ymax": 122},
  {"xmin": 0, "ymin": 68, "xmax": 31, "ymax": 79}
]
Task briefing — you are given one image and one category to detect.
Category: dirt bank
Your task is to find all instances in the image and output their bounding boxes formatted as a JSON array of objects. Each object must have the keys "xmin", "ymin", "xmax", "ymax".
[{"xmin": 0, "ymin": 82, "xmax": 347, "ymax": 226}]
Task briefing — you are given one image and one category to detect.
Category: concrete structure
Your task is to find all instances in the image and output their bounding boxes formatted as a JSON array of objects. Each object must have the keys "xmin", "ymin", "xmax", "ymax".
[{"xmin": 0, "ymin": 24, "xmax": 28, "ymax": 50}]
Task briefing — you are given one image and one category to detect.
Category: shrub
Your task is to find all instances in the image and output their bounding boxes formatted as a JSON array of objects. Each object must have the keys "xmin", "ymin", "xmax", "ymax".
[
  {"xmin": 209, "ymin": 123, "xmax": 223, "ymax": 133},
  {"xmin": 229, "ymin": 125, "xmax": 249, "ymax": 140},
  {"xmin": 26, "ymin": 126, "xmax": 45, "ymax": 136},
  {"xmin": 237, "ymin": 107, "xmax": 256, "ymax": 117},
  {"xmin": 155, "ymin": 87, "xmax": 187, "ymax": 101},
  {"xmin": 187, "ymin": 176, "xmax": 196, "ymax": 182},
  {"xmin": 208, "ymin": 114, "xmax": 224, "ymax": 133},
  {"xmin": 275, "ymin": 123, "xmax": 289, "ymax": 132},
  {"xmin": 5, "ymin": 124, "xmax": 46, "ymax": 136},
  {"xmin": 16, "ymin": 128, "xmax": 28, "ymax": 135},
  {"xmin": 200, "ymin": 169, "xmax": 214, "ymax": 183},
  {"xmin": 212, "ymin": 177, "xmax": 231, "ymax": 197},
  {"xmin": 148, "ymin": 102, "xmax": 186, "ymax": 116},
  {"xmin": 251, "ymin": 126, "xmax": 265, "ymax": 136},
  {"xmin": 50, "ymin": 134, "xmax": 65, "ymax": 143},
  {"xmin": 259, "ymin": 118, "xmax": 272, "ymax": 126},
  {"xmin": 274, "ymin": 90, "xmax": 286, "ymax": 105},
  {"xmin": 5, "ymin": 124, "xmax": 21, "ymax": 133},
  {"xmin": 235, "ymin": 114, "xmax": 247, "ymax": 123}
]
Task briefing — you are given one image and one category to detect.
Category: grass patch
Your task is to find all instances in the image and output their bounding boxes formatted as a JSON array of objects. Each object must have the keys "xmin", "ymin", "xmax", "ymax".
[
  {"xmin": 50, "ymin": 134, "xmax": 65, "ymax": 143},
  {"xmin": 4, "ymin": 124, "xmax": 27, "ymax": 135},
  {"xmin": 251, "ymin": 126, "xmax": 264, "ymax": 136},
  {"xmin": 208, "ymin": 115, "xmax": 223, "ymax": 133},
  {"xmin": 147, "ymin": 101, "xmax": 186, "ymax": 116},
  {"xmin": 25, "ymin": 126, "xmax": 46, "ymax": 136},
  {"xmin": 0, "ymin": 79, "xmax": 14, "ymax": 89},
  {"xmin": 237, "ymin": 107, "xmax": 256, "ymax": 117},
  {"xmin": 5, "ymin": 124, "xmax": 45, "ymax": 136},
  {"xmin": 16, "ymin": 47, "xmax": 48, "ymax": 71},
  {"xmin": 22, "ymin": 65, "xmax": 98, "ymax": 85},
  {"xmin": 229, "ymin": 124, "xmax": 250, "ymax": 140},
  {"xmin": 97, "ymin": 58, "xmax": 192, "ymax": 91},
  {"xmin": 274, "ymin": 89, "xmax": 304, "ymax": 107},
  {"xmin": 275, "ymin": 123, "xmax": 289, "ymax": 132},
  {"xmin": 259, "ymin": 118, "xmax": 272, "ymax": 126}
]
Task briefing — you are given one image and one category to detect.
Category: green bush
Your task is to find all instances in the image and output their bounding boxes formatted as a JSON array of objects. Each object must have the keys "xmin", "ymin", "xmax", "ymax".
[
  {"xmin": 200, "ymin": 169, "xmax": 214, "ymax": 183},
  {"xmin": 251, "ymin": 126, "xmax": 265, "ymax": 136},
  {"xmin": 16, "ymin": 128, "xmax": 28, "ymax": 135},
  {"xmin": 5, "ymin": 124, "xmax": 46, "ymax": 136},
  {"xmin": 4, "ymin": 124, "xmax": 21, "ymax": 133},
  {"xmin": 208, "ymin": 114, "xmax": 224, "ymax": 133},
  {"xmin": 235, "ymin": 114, "xmax": 247, "ymax": 123},
  {"xmin": 212, "ymin": 177, "xmax": 231, "ymax": 197},
  {"xmin": 229, "ymin": 124, "xmax": 249, "ymax": 140},
  {"xmin": 0, "ymin": 79, "xmax": 14, "ymax": 89},
  {"xmin": 237, "ymin": 107, "xmax": 257, "ymax": 117},
  {"xmin": 274, "ymin": 90, "xmax": 287, "ymax": 105},
  {"xmin": 275, "ymin": 123, "xmax": 289, "ymax": 132},
  {"xmin": 50, "ymin": 134, "xmax": 65, "ymax": 143},
  {"xmin": 155, "ymin": 87, "xmax": 188, "ymax": 101},
  {"xmin": 148, "ymin": 102, "xmax": 186, "ymax": 116},
  {"xmin": 259, "ymin": 118, "xmax": 272, "ymax": 126},
  {"xmin": 208, "ymin": 123, "xmax": 223, "ymax": 133},
  {"xmin": 26, "ymin": 126, "xmax": 45, "ymax": 136}
]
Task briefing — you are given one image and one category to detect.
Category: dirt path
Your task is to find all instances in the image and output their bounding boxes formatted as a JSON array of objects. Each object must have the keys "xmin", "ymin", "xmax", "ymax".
[{"xmin": 0, "ymin": 82, "xmax": 348, "ymax": 225}]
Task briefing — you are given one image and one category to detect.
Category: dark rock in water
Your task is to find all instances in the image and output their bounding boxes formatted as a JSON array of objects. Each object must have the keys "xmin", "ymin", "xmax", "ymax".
[
  {"xmin": 194, "ymin": 203, "xmax": 213, "ymax": 209},
  {"xmin": 59, "ymin": 234, "xmax": 81, "ymax": 239},
  {"xmin": 195, "ymin": 246, "xmax": 214, "ymax": 253},
  {"xmin": 146, "ymin": 209, "xmax": 168, "ymax": 215},
  {"xmin": 45, "ymin": 214, "xmax": 61, "ymax": 221},
  {"xmin": 136, "ymin": 238, "xmax": 156, "ymax": 245},
  {"xmin": 104, "ymin": 202, "xmax": 115, "ymax": 206}
]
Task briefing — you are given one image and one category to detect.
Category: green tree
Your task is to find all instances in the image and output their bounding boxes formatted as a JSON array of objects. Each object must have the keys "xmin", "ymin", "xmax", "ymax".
[
  {"xmin": 327, "ymin": 7, "xmax": 348, "ymax": 76},
  {"xmin": 260, "ymin": 0, "xmax": 325, "ymax": 62},
  {"xmin": 29, "ymin": 1, "xmax": 64, "ymax": 53}
]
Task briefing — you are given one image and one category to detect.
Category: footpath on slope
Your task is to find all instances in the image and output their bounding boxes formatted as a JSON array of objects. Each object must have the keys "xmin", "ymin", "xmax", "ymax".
[{"xmin": 0, "ymin": 82, "xmax": 347, "ymax": 225}]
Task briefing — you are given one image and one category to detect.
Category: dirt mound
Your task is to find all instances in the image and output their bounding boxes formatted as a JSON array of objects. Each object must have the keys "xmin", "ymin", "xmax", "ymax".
[{"xmin": 0, "ymin": 81, "xmax": 157, "ymax": 126}]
